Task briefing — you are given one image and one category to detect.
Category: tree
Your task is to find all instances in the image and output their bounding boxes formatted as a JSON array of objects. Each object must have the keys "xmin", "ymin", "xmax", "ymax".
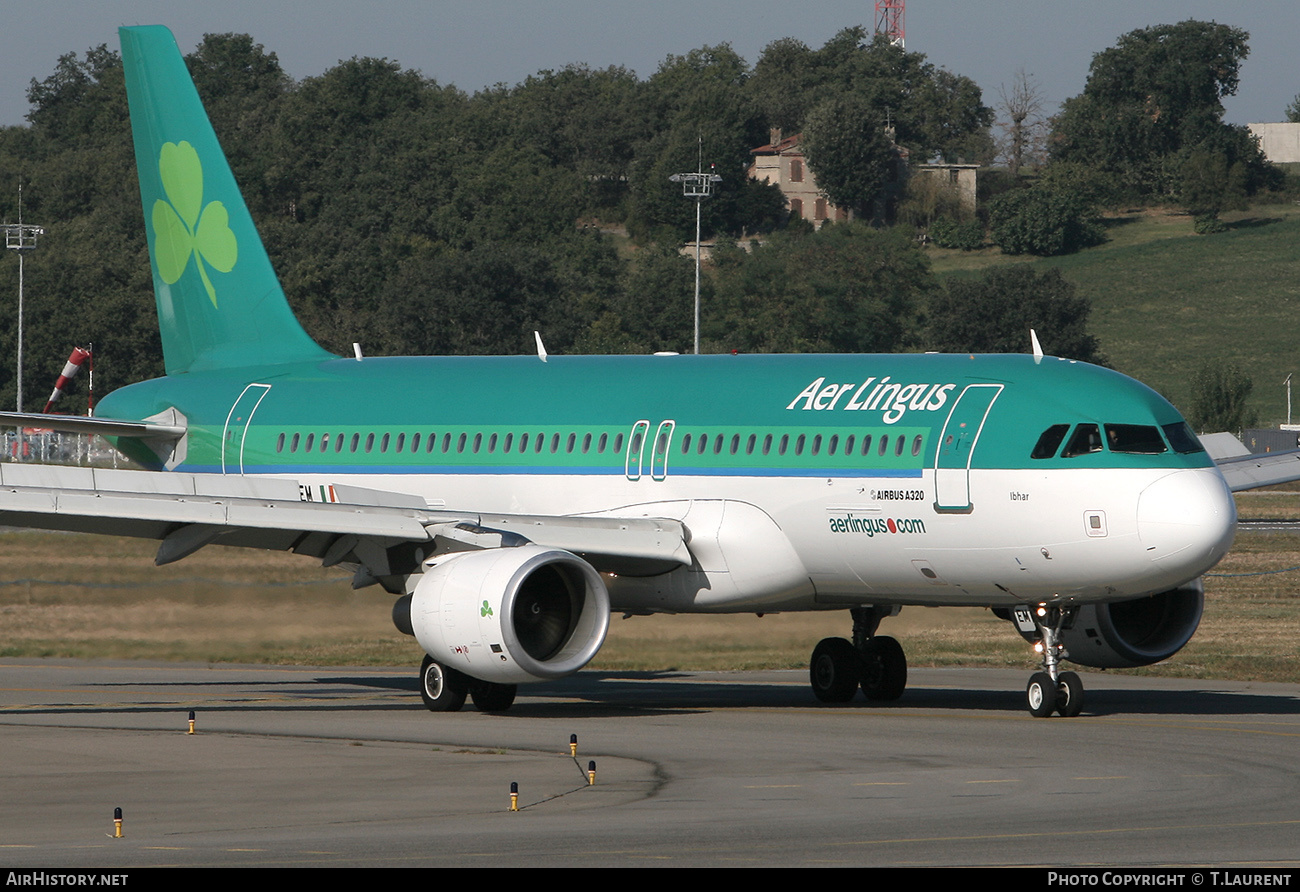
[
  {"xmin": 626, "ymin": 44, "xmax": 782, "ymax": 241},
  {"xmin": 705, "ymin": 223, "xmax": 932, "ymax": 354},
  {"xmin": 748, "ymin": 29, "xmax": 993, "ymax": 165},
  {"xmin": 1189, "ymin": 360, "xmax": 1256, "ymax": 432},
  {"xmin": 995, "ymin": 69, "xmax": 1047, "ymax": 177},
  {"xmin": 1180, "ymin": 147, "xmax": 1249, "ymax": 233},
  {"xmin": 799, "ymin": 93, "xmax": 898, "ymax": 214},
  {"xmin": 925, "ymin": 266, "xmax": 1103, "ymax": 364},
  {"xmin": 1052, "ymin": 21, "xmax": 1269, "ymax": 200},
  {"xmin": 988, "ymin": 188, "xmax": 1103, "ymax": 256},
  {"xmin": 1287, "ymin": 95, "xmax": 1300, "ymax": 123}
]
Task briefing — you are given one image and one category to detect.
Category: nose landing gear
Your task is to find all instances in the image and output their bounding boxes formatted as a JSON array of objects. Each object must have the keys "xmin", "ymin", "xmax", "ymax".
[{"xmin": 1025, "ymin": 604, "xmax": 1084, "ymax": 717}]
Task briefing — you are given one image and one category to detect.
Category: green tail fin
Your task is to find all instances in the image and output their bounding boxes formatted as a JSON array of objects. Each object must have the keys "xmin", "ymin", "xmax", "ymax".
[{"xmin": 120, "ymin": 25, "xmax": 334, "ymax": 375}]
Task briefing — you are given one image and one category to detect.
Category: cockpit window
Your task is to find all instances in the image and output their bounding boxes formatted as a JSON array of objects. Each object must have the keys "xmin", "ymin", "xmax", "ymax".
[
  {"xmin": 1162, "ymin": 422, "xmax": 1205, "ymax": 454},
  {"xmin": 1061, "ymin": 423, "xmax": 1102, "ymax": 457},
  {"xmin": 1031, "ymin": 424, "xmax": 1071, "ymax": 459},
  {"xmin": 1105, "ymin": 424, "xmax": 1167, "ymax": 454}
]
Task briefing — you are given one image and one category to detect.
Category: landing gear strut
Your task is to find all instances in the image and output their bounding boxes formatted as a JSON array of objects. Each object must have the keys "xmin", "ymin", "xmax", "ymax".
[
  {"xmin": 808, "ymin": 606, "xmax": 908, "ymax": 704},
  {"xmin": 1025, "ymin": 604, "xmax": 1084, "ymax": 718}
]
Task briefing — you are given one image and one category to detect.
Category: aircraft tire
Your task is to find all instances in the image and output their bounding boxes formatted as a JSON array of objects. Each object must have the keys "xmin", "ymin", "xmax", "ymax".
[
  {"xmin": 810, "ymin": 637, "xmax": 860, "ymax": 703},
  {"xmin": 420, "ymin": 654, "xmax": 469, "ymax": 712},
  {"xmin": 1056, "ymin": 671, "xmax": 1084, "ymax": 717},
  {"xmin": 1026, "ymin": 672, "xmax": 1057, "ymax": 717},
  {"xmin": 859, "ymin": 635, "xmax": 907, "ymax": 701},
  {"xmin": 469, "ymin": 679, "xmax": 518, "ymax": 712}
]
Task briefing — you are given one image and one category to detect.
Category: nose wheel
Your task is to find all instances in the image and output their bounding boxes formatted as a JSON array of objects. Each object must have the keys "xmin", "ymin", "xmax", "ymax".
[{"xmin": 1024, "ymin": 605, "xmax": 1084, "ymax": 717}]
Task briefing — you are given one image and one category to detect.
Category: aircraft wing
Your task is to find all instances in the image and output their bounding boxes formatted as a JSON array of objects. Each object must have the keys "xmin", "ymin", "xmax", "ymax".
[
  {"xmin": 0, "ymin": 463, "xmax": 690, "ymax": 585},
  {"xmin": 1197, "ymin": 431, "xmax": 1300, "ymax": 492},
  {"xmin": 1214, "ymin": 450, "xmax": 1300, "ymax": 492},
  {"xmin": 0, "ymin": 410, "xmax": 186, "ymax": 439}
]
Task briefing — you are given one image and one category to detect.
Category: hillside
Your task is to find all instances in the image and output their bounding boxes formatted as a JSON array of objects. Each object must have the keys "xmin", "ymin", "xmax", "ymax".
[{"xmin": 929, "ymin": 204, "xmax": 1300, "ymax": 426}]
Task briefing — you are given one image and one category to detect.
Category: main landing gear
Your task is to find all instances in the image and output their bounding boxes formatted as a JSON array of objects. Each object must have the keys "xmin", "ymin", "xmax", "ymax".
[
  {"xmin": 1024, "ymin": 604, "xmax": 1084, "ymax": 718},
  {"xmin": 810, "ymin": 606, "xmax": 908, "ymax": 704},
  {"xmin": 419, "ymin": 655, "xmax": 518, "ymax": 713}
]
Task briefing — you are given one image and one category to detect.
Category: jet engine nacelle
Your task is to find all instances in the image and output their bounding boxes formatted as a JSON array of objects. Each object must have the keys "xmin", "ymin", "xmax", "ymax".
[
  {"xmin": 404, "ymin": 545, "xmax": 610, "ymax": 685},
  {"xmin": 1005, "ymin": 580, "xmax": 1204, "ymax": 669}
]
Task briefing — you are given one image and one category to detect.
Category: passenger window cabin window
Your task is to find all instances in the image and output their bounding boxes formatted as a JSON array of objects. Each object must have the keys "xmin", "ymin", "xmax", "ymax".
[
  {"xmin": 276, "ymin": 433, "xmax": 285, "ymax": 453},
  {"xmin": 762, "ymin": 434, "xmax": 772, "ymax": 455},
  {"xmin": 1031, "ymin": 424, "xmax": 1071, "ymax": 459},
  {"xmin": 488, "ymin": 433, "xmax": 498, "ymax": 453},
  {"xmin": 878, "ymin": 435, "xmax": 888, "ymax": 456},
  {"xmin": 613, "ymin": 433, "xmax": 624, "ymax": 453},
  {"xmin": 304, "ymin": 433, "xmax": 314, "ymax": 452},
  {"xmin": 290, "ymin": 433, "xmax": 300, "ymax": 452},
  {"xmin": 351, "ymin": 433, "xmax": 360, "ymax": 453},
  {"xmin": 365, "ymin": 433, "xmax": 374, "ymax": 453},
  {"xmin": 746, "ymin": 434, "xmax": 756, "ymax": 455},
  {"xmin": 396, "ymin": 433, "xmax": 406, "ymax": 452},
  {"xmin": 411, "ymin": 433, "xmax": 420, "ymax": 453},
  {"xmin": 503, "ymin": 433, "xmax": 513, "ymax": 453},
  {"xmin": 380, "ymin": 433, "xmax": 390, "ymax": 453},
  {"xmin": 894, "ymin": 435, "xmax": 904, "ymax": 457},
  {"xmin": 681, "ymin": 433, "xmax": 692, "ymax": 454},
  {"xmin": 598, "ymin": 433, "xmax": 608, "ymax": 453},
  {"xmin": 912, "ymin": 435, "xmax": 923, "ymax": 456},
  {"xmin": 861, "ymin": 435, "xmax": 872, "ymax": 455},
  {"xmin": 779, "ymin": 434, "xmax": 789, "ymax": 456},
  {"xmin": 1062, "ymin": 424, "xmax": 1102, "ymax": 457},
  {"xmin": 795, "ymin": 434, "xmax": 806, "ymax": 455}
]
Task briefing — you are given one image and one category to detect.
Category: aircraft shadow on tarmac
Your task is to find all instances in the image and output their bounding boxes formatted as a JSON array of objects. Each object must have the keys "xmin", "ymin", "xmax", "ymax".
[{"xmin": 48, "ymin": 669, "xmax": 1300, "ymax": 719}]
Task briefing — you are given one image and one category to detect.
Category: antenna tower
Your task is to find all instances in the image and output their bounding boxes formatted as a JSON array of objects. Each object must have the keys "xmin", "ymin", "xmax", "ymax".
[{"xmin": 875, "ymin": 0, "xmax": 905, "ymax": 47}]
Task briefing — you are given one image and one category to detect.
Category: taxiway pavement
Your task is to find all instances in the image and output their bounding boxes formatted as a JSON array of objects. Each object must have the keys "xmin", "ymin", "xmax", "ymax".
[{"xmin": 1, "ymin": 659, "xmax": 1298, "ymax": 867}]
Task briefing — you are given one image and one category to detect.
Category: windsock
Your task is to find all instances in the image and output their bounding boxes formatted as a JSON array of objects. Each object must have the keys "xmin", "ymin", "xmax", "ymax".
[{"xmin": 43, "ymin": 347, "xmax": 92, "ymax": 414}]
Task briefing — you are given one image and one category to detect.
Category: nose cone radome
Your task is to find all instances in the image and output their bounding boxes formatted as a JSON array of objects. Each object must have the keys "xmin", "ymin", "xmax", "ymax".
[{"xmin": 1137, "ymin": 468, "xmax": 1236, "ymax": 574}]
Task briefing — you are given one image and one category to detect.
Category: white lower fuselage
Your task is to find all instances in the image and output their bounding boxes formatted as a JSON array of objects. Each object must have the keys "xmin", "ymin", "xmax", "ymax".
[{"xmin": 279, "ymin": 462, "xmax": 1236, "ymax": 614}]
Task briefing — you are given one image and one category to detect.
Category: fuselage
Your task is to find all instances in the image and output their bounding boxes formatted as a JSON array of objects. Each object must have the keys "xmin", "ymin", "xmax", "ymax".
[{"xmin": 97, "ymin": 351, "xmax": 1237, "ymax": 614}]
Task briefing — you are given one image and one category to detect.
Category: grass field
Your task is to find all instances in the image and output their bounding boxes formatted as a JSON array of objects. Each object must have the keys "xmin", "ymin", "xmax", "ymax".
[
  {"xmin": 927, "ymin": 203, "xmax": 1300, "ymax": 425},
  {"xmin": 2, "ymin": 498, "xmax": 1296, "ymax": 684}
]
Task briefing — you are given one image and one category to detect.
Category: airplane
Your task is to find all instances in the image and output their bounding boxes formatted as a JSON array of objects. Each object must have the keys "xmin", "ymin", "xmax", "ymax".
[{"xmin": 0, "ymin": 24, "xmax": 1270, "ymax": 719}]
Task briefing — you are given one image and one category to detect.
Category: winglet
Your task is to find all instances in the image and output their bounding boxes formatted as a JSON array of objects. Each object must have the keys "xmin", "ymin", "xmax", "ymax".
[
  {"xmin": 1030, "ymin": 329, "xmax": 1044, "ymax": 364},
  {"xmin": 535, "ymin": 331, "xmax": 548, "ymax": 363}
]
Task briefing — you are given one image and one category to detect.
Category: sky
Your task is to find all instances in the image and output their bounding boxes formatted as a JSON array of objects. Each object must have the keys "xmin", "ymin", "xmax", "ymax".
[{"xmin": 1, "ymin": 1, "xmax": 1296, "ymax": 130}]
